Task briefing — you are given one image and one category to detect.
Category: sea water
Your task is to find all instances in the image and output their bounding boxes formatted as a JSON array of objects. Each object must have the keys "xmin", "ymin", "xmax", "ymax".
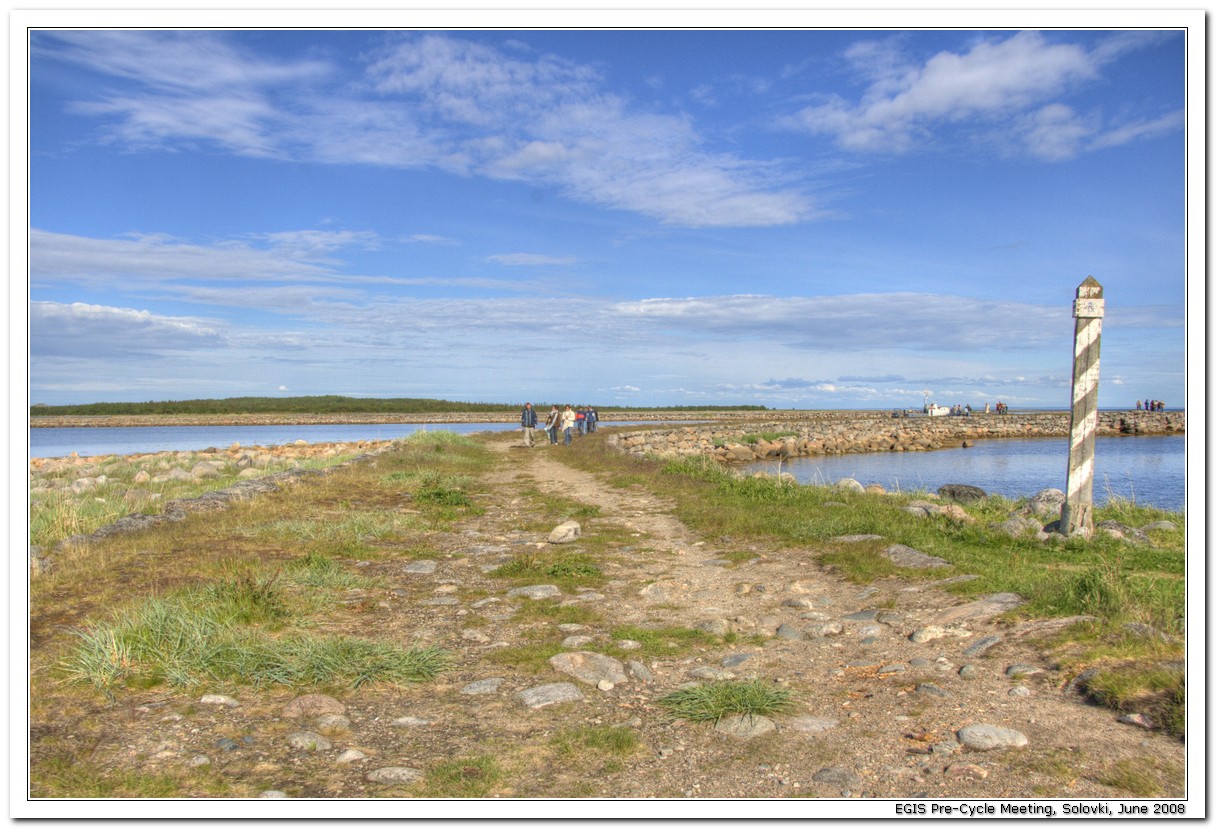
[{"xmin": 747, "ymin": 435, "xmax": 1186, "ymax": 513}]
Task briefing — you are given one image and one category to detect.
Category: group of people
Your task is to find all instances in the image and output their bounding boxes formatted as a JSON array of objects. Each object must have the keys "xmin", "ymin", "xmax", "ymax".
[
  {"xmin": 1137, "ymin": 399, "xmax": 1166, "ymax": 411},
  {"xmin": 520, "ymin": 403, "xmax": 599, "ymax": 447}
]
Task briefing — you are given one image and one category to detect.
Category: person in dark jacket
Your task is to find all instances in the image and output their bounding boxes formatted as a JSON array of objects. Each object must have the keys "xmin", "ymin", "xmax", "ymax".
[{"xmin": 520, "ymin": 402, "xmax": 538, "ymax": 447}]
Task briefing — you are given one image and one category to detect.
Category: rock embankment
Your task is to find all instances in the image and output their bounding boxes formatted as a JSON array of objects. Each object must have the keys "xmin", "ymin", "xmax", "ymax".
[{"xmin": 606, "ymin": 410, "xmax": 1184, "ymax": 464}]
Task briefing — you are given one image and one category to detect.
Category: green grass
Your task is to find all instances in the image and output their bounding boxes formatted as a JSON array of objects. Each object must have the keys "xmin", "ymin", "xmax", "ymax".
[
  {"xmin": 420, "ymin": 755, "xmax": 504, "ymax": 798},
  {"xmin": 552, "ymin": 725, "xmax": 640, "ymax": 757},
  {"xmin": 606, "ymin": 625, "xmax": 720, "ymax": 659},
  {"xmin": 58, "ymin": 580, "xmax": 448, "ymax": 695},
  {"xmin": 657, "ymin": 680, "xmax": 794, "ymax": 723},
  {"xmin": 489, "ymin": 552, "xmax": 604, "ymax": 591}
]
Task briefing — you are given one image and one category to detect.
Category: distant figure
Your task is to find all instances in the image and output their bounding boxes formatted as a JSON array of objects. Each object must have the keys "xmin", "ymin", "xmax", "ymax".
[
  {"xmin": 586, "ymin": 405, "xmax": 598, "ymax": 432},
  {"xmin": 520, "ymin": 402, "xmax": 538, "ymax": 447},
  {"xmin": 576, "ymin": 406, "xmax": 587, "ymax": 435},
  {"xmin": 561, "ymin": 405, "xmax": 576, "ymax": 445},
  {"xmin": 544, "ymin": 405, "xmax": 560, "ymax": 444},
  {"xmin": 984, "ymin": 402, "xmax": 991, "ymax": 414},
  {"xmin": 1136, "ymin": 400, "xmax": 1142, "ymax": 410}
]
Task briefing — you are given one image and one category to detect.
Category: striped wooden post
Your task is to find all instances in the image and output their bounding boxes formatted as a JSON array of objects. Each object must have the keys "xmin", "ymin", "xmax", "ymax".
[{"xmin": 1061, "ymin": 276, "xmax": 1104, "ymax": 536}]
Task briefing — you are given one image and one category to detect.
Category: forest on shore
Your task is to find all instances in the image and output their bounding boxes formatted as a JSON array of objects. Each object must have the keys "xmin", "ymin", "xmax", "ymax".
[{"xmin": 30, "ymin": 396, "xmax": 770, "ymax": 417}]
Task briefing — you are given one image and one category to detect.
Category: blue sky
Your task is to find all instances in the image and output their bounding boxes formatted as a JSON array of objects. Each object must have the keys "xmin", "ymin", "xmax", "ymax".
[{"xmin": 23, "ymin": 23, "xmax": 1195, "ymax": 409}]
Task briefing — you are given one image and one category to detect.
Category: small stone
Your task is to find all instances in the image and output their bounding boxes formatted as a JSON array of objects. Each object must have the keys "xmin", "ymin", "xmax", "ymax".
[
  {"xmin": 884, "ymin": 544, "xmax": 950, "ymax": 569},
  {"xmin": 812, "ymin": 766, "xmax": 862, "ymax": 787},
  {"xmin": 188, "ymin": 755, "xmax": 210, "ymax": 767},
  {"xmin": 803, "ymin": 621, "xmax": 844, "ymax": 638},
  {"xmin": 945, "ymin": 763, "xmax": 989, "ymax": 779},
  {"xmin": 1008, "ymin": 686, "xmax": 1032, "ymax": 697},
  {"xmin": 403, "ymin": 560, "xmax": 437, "ymax": 574},
  {"xmin": 689, "ymin": 666, "xmax": 735, "ymax": 681},
  {"xmin": 721, "ymin": 653, "xmax": 754, "ymax": 668},
  {"xmin": 714, "ymin": 713, "xmax": 777, "ymax": 738},
  {"xmin": 392, "ymin": 716, "xmax": 430, "ymax": 727},
  {"xmin": 259, "ymin": 791, "xmax": 290, "ymax": 799},
  {"xmin": 1005, "ymin": 664, "xmax": 1043, "ymax": 678},
  {"xmin": 878, "ymin": 663, "xmax": 907, "ymax": 675},
  {"xmin": 626, "ymin": 660, "xmax": 654, "ymax": 683},
  {"xmin": 282, "ymin": 693, "xmax": 344, "ymax": 719},
  {"xmin": 957, "ymin": 724, "xmax": 1029, "ymax": 751},
  {"xmin": 916, "ymin": 683, "xmax": 951, "ymax": 698},
  {"xmin": 199, "ymin": 694, "xmax": 240, "ymax": 708},
  {"xmin": 317, "ymin": 714, "xmax": 351, "ymax": 729},
  {"xmin": 775, "ymin": 623, "xmax": 803, "ymax": 640},
  {"xmin": 785, "ymin": 716, "xmax": 839, "ymax": 734},
  {"xmin": 962, "ymin": 635, "xmax": 1003, "ymax": 657},
  {"xmin": 336, "ymin": 749, "xmax": 367, "ymax": 764},
  {"xmin": 507, "ymin": 584, "xmax": 562, "ymax": 600},
  {"xmin": 548, "ymin": 521, "xmax": 581, "ymax": 544},
  {"xmin": 562, "ymin": 635, "xmax": 595, "ymax": 648},
  {"xmin": 366, "ymin": 767, "xmax": 424, "ymax": 784},
  {"xmin": 597, "ymin": 679, "xmax": 615, "ymax": 691},
  {"xmin": 1118, "ymin": 713, "xmax": 1154, "ymax": 729},
  {"xmin": 783, "ymin": 597, "xmax": 814, "ymax": 609},
  {"xmin": 549, "ymin": 652, "xmax": 628, "ymax": 687},
  {"xmin": 518, "ymin": 682, "xmax": 585, "ymax": 709},
  {"xmin": 959, "ymin": 664, "xmax": 980, "ymax": 680},
  {"xmin": 908, "ymin": 657, "xmax": 933, "ymax": 668},
  {"xmin": 286, "ymin": 731, "xmax": 331, "ymax": 751},
  {"xmin": 461, "ymin": 678, "xmax": 505, "ymax": 695}
]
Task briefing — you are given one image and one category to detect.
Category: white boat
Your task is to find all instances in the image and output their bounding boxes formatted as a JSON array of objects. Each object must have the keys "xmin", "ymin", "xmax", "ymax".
[{"xmin": 922, "ymin": 395, "xmax": 950, "ymax": 417}]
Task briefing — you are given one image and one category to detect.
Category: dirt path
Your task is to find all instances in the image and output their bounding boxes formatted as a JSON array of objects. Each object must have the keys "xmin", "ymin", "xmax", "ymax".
[
  {"xmin": 473, "ymin": 437, "xmax": 1186, "ymax": 799},
  {"xmin": 35, "ymin": 434, "xmax": 1184, "ymax": 804}
]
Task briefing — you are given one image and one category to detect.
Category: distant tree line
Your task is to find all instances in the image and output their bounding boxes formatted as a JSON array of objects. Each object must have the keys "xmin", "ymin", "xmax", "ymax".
[{"xmin": 30, "ymin": 396, "xmax": 769, "ymax": 416}]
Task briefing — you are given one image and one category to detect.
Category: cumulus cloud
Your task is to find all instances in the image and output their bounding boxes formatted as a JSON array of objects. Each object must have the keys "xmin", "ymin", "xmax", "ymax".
[
  {"xmin": 30, "ymin": 301, "xmax": 225, "ymax": 358},
  {"xmin": 782, "ymin": 31, "xmax": 1180, "ymax": 160},
  {"xmin": 35, "ymin": 30, "xmax": 813, "ymax": 228}
]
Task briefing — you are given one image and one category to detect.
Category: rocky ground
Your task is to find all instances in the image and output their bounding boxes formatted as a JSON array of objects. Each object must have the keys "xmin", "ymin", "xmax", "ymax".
[{"xmin": 32, "ymin": 433, "xmax": 1187, "ymax": 809}]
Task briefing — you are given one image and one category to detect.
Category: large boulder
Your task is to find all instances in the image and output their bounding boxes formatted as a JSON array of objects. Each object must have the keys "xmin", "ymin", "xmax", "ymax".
[
  {"xmin": 938, "ymin": 484, "xmax": 987, "ymax": 503},
  {"xmin": 1024, "ymin": 488, "xmax": 1065, "ymax": 518}
]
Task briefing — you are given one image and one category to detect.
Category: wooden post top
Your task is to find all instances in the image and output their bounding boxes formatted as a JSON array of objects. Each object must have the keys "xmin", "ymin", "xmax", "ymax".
[
  {"xmin": 1074, "ymin": 276, "xmax": 1104, "ymax": 317},
  {"xmin": 1076, "ymin": 275, "xmax": 1103, "ymax": 298}
]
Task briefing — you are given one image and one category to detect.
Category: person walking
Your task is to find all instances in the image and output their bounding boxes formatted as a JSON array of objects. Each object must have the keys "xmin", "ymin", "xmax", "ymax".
[
  {"xmin": 520, "ymin": 402, "xmax": 538, "ymax": 447},
  {"xmin": 586, "ymin": 405, "xmax": 598, "ymax": 433},
  {"xmin": 561, "ymin": 404, "xmax": 577, "ymax": 445},
  {"xmin": 544, "ymin": 405, "xmax": 560, "ymax": 444}
]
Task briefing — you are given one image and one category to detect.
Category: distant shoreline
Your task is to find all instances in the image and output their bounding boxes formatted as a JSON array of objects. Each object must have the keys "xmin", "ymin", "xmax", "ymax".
[{"xmin": 28, "ymin": 407, "xmax": 1181, "ymax": 429}]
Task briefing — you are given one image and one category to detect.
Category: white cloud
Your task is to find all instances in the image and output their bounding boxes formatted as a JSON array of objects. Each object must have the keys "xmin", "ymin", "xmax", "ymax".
[
  {"xmin": 36, "ymin": 31, "xmax": 813, "ymax": 228},
  {"xmin": 486, "ymin": 253, "xmax": 577, "ymax": 266},
  {"xmin": 30, "ymin": 301, "xmax": 224, "ymax": 358},
  {"xmin": 405, "ymin": 233, "xmax": 459, "ymax": 245},
  {"xmin": 783, "ymin": 31, "xmax": 1177, "ymax": 159},
  {"xmin": 611, "ymin": 293, "xmax": 1071, "ymax": 350}
]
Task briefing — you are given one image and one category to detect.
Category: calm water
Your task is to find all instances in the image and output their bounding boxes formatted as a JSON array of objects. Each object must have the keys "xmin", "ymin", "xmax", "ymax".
[
  {"xmin": 747, "ymin": 435, "xmax": 1186, "ymax": 513},
  {"xmin": 28, "ymin": 425, "xmax": 1187, "ymax": 512},
  {"xmin": 27, "ymin": 422, "xmax": 519, "ymax": 459}
]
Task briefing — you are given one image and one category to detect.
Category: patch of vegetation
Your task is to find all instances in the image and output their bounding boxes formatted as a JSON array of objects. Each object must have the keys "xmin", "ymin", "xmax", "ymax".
[
  {"xmin": 657, "ymin": 680, "xmax": 794, "ymax": 723},
  {"xmin": 58, "ymin": 584, "xmax": 448, "ymax": 696},
  {"xmin": 552, "ymin": 725, "xmax": 640, "ymax": 759},
  {"xmin": 489, "ymin": 552, "xmax": 604, "ymax": 590},
  {"xmin": 421, "ymin": 755, "xmax": 504, "ymax": 798},
  {"xmin": 482, "ymin": 641, "xmax": 566, "ymax": 672},
  {"xmin": 606, "ymin": 625, "xmax": 719, "ymax": 659},
  {"xmin": 1079, "ymin": 662, "xmax": 1185, "ymax": 738},
  {"xmin": 1095, "ymin": 758, "xmax": 1176, "ymax": 797}
]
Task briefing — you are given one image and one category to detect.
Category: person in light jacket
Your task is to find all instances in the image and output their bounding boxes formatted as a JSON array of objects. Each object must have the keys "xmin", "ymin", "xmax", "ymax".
[
  {"xmin": 561, "ymin": 405, "xmax": 577, "ymax": 445},
  {"xmin": 544, "ymin": 405, "xmax": 560, "ymax": 444}
]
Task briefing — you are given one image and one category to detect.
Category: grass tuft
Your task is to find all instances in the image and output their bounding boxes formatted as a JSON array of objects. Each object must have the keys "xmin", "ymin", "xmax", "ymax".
[{"xmin": 656, "ymin": 679, "xmax": 794, "ymax": 723}]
